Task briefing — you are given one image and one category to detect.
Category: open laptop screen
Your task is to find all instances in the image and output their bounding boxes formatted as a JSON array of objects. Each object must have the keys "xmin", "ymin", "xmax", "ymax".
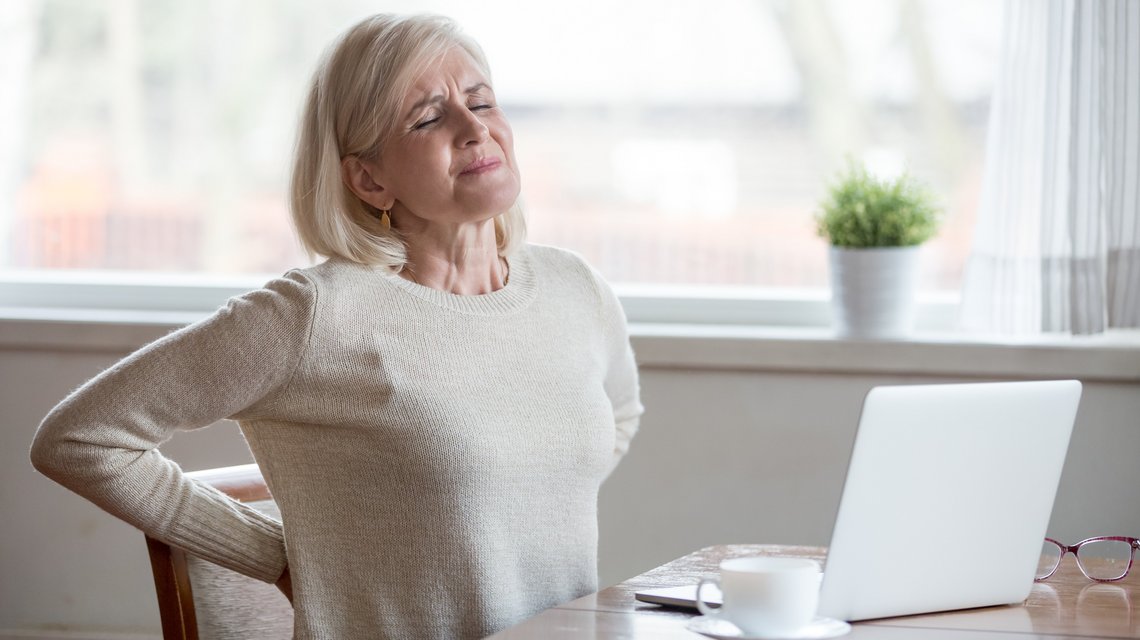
[
  {"xmin": 818, "ymin": 380, "xmax": 1081, "ymax": 621},
  {"xmin": 635, "ymin": 381, "xmax": 1082, "ymax": 623}
]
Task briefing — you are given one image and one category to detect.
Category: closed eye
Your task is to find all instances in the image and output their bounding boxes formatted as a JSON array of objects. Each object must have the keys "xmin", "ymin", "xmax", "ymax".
[{"xmin": 412, "ymin": 116, "xmax": 440, "ymax": 130}]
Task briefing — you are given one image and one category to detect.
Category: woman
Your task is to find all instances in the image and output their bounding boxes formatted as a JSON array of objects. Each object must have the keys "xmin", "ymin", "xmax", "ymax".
[{"xmin": 30, "ymin": 13, "xmax": 643, "ymax": 640}]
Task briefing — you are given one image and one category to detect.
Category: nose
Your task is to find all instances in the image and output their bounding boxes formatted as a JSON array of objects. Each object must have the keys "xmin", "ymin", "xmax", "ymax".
[{"xmin": 456, "ymin": 109, "xmax": 490, "ymax": 148}]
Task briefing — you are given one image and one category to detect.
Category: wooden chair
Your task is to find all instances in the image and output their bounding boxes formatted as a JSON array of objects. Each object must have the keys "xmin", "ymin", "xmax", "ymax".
[{"xmin": 144, "ymin": 464, "xmax": 293, "ymax": 640}]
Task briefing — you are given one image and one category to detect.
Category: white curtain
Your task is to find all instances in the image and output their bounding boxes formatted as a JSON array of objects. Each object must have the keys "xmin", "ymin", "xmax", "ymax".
[{"xmin": 961, "ymin": 0, "xmax": 1140, "ymax": 335}]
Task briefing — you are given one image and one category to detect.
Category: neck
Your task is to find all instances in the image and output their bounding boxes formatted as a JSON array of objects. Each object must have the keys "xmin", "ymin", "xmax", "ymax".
[{"xmin": 397, "ymin": 220, "xmax": 508, "ymax": 295}]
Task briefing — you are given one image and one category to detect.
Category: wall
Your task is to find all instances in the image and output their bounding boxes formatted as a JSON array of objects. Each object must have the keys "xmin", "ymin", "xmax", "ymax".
[{"xmin": 2, "ymin": 321, "xmax": 1138, "ymax": 638}]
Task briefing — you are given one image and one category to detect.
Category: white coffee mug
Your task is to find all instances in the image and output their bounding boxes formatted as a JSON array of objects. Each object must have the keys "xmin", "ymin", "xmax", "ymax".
[{"xmin": 695, "ymin": 556, "xmax": 821, "ymax": 636}]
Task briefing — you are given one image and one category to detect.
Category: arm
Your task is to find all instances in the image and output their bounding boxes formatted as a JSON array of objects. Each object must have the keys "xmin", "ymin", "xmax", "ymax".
[
  {"xmin": 29, "ymin": 271, "xmax": 316, "ymax": 583},
  {"xmin": 590, "ymin": 270, "xmax": 645, "ymax": 475}
]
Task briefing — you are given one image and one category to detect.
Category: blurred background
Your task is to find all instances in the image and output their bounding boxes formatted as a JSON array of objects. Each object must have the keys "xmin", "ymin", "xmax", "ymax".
[{"xmin": 0, "ymin": 0, "xmax": 1000, "ymax": 293}]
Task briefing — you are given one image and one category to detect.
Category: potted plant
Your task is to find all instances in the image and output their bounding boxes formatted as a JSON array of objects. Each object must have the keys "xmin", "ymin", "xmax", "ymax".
[{"xmin": 815, "ymin": 161, "xmax": 942, "ymax": 339}]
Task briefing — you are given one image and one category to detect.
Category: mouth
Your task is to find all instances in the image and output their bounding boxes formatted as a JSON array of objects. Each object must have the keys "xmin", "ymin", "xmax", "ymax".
[{"xmin": 459, "ymin": 157, "xmax": 502, "ymax": 176}]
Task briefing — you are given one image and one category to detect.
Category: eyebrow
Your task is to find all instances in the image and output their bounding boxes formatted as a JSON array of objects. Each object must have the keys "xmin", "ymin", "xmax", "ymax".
[{"xmin": 405, "ymin": 83, "xmax": 491, "ymax": 118}]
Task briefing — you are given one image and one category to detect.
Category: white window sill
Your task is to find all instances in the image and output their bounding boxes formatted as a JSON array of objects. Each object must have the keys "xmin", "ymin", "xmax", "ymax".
[
  {"xmin": 2, "ymin": 270, "xmax": 1136, "ymax": 381},
  {"xmin": 629, "ymin": 323, "xmax": 1140, "ymax": 383},
  {"xmin": 2, "ymin": 308, "xmax": 1137, "ymax": 382}
]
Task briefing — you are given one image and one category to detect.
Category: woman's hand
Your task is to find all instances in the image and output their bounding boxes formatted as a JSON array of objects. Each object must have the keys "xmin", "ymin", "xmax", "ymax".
[{"xmin": 275, "ymin": 565, "xmax": 294, "ymax": 605}]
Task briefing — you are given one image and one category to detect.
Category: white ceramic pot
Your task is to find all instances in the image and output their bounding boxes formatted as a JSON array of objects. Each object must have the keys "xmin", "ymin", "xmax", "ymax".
[{"xmin": 828, "ymin": 246, "xmax": 921, "ymax": 339}]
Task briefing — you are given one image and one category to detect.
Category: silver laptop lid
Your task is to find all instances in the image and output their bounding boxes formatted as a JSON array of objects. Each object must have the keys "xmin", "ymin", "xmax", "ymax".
[{"xmin": 818, "ymin": 380, "xmax": 1082, "ymax": 622}]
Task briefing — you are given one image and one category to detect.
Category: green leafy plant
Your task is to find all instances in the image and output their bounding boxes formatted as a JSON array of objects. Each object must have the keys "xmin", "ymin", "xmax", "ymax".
[{"xmin": 815, "ymin": 161, "xmax": 942, "ymax": 248}]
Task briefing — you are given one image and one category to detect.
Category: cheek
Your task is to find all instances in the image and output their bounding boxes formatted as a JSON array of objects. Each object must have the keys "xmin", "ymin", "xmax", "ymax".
[
  {"xmin": 492, "ymin": 118, "xmax": 518, "ymax": 164},
  {"xmin": 398, "ymin": 145, "xmax": 453, "ymax": 193}
]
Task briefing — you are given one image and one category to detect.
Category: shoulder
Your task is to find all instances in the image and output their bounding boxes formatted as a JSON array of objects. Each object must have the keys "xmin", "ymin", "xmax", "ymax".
[
  {"xmin": 524, "ymin": 243, "xmax": 591, "ymax": 270},
  {"xmin": 289, "ymin": 256, "xmax": 377, "ymax": 289},
  {"xmin": 523, "ymin": 244, "xmax": 609, "ymax": 293},
  {"xmin": 189, "ymin": 268, "xmax": 321, "ymax": 347},
  {"xmin": 224, "ymin": 265, "xmax": 321, "ymax": 320},
  {"xmin": 217, "ymin": 259, "xmax": 371, "ymax": 328},
  {"xmin": 522, "ymin": 243, "xmax": 622, "ymax": 314},
  {"xmin": 270, "ymin": 256, "xmax": 386, "ymax": 307}
]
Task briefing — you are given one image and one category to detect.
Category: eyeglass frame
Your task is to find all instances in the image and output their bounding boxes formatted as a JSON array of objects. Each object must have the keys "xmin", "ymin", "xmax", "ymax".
[{"xmin": 1036, "ymin": 536, "xmax": 1140, "ymax": 582}]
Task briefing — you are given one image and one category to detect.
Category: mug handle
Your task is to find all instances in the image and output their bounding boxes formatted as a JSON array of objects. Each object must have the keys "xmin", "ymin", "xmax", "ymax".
[{"xmin": 695, "ymin": 577, "xmax": 722, "ymax": 617}]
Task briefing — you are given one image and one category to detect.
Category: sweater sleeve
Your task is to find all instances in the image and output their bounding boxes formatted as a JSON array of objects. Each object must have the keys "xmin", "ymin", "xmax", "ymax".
[
  {"xmin": 588, "ymin": 268, "xmax": 644, "ymax": 475},
  {"xmin": 29, "ymin": 270, "xmax": 317, "ymax": 583}
]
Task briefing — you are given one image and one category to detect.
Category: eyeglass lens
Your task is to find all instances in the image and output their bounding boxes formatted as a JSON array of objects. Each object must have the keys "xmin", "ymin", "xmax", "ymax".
[
  {"xmin": 1076, "ymin": 539, "xmax": 1132, "ymax": 581},
  {"xmin": 1036, "ymin": 540, "xmax": 1063, "ymax": 579}
]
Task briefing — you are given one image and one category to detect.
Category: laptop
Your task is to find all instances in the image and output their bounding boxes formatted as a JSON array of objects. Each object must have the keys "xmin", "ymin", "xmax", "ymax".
[{"xmin": 635, "ymin": 380, "xmax": 1082, "ymax": 622}]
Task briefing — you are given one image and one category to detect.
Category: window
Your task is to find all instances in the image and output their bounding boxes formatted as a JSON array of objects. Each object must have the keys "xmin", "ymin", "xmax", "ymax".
[{"xmin": 1, "ymin": 0, "xmax": 1000, "ymax": 301}]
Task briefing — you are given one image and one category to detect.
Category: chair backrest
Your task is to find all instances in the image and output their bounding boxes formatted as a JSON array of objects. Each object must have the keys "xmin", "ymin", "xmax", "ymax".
[{"xmin": 144, "ymin": 464, "xmax": 294, "ymax": 640}]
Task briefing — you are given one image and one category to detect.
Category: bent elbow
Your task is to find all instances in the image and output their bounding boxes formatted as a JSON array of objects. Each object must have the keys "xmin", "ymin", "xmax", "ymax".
[
  {"xmin": 29, "ymin": 417, "xmax": 70, "ymax": 481},
  {"xmin": 29, "ymin": 409, "xmax": 98, "ymax": 487}
]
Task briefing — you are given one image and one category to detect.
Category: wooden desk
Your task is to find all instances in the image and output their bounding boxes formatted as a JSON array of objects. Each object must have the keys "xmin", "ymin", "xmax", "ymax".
[{"xmin": 490, "ymin": 544, "xmax": 1140, "ymax": 639}]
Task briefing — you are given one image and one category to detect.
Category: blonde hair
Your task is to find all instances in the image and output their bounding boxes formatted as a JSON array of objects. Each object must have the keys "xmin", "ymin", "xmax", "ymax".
[{"xmin": 290, "ymin": 14, "xmax": 526, "ymax": 268}]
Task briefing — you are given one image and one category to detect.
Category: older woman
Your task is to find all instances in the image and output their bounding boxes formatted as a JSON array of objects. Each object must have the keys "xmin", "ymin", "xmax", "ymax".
[{"xmin": 30, "ymin": 13, "xmax": 643, "ymax": 640}]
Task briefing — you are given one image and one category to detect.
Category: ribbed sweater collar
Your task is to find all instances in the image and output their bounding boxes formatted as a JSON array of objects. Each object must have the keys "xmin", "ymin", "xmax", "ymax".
[{"xmin": 374, "ymin": 246, "xmax": 538, "ymax": 316}]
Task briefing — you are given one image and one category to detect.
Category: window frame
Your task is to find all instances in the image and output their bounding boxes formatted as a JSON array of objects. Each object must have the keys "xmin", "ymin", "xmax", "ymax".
[
  {"xmin": 3, "ymin": 273, "xmax": 1138, "ymax": 387},
  {"xmin": 0, "ymin": 270, "xmax": 960, "ymax": 330}
]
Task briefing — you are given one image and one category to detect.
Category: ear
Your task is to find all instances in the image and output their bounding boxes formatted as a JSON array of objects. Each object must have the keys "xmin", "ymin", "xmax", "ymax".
[{"xmin": 341, "ymin": 156, "xmax": 396, "ymax": 211}]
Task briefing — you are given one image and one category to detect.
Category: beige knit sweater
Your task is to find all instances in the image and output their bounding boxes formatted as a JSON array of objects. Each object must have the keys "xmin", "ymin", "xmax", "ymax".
[{"xmin": 30, "ymin": 244, "xmax": 643, "ymax": 639}]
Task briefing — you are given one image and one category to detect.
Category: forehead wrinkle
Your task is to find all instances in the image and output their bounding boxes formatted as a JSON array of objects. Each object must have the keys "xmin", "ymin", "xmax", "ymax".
[
  {"xmin": 403, "ymin": 70, "xmax": 492, "ymax": 120},
  {"xmin": 406, "ymin": 92, "xmax": 445, "ymax": 118},
  {"xmin": 465, "ymin": 82, "xmax": 490, "ymax": 95}
]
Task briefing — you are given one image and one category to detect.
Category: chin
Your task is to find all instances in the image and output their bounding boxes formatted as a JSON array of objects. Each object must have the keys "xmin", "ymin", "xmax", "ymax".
[{"xmin": 469, "ymin": 186, "xmax": 520, "ymax": 220}]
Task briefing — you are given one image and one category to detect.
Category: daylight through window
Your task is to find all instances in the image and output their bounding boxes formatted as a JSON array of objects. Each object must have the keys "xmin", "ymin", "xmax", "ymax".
[{"xmin": 0, "ymin": 0, "xmax": 1001, "ymax": 293}]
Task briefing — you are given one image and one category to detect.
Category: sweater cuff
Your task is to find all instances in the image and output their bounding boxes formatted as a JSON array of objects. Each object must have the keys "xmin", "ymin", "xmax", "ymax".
[{"xmin": 168, "ymin": 484, "xmax": 288, "ymax": 583}]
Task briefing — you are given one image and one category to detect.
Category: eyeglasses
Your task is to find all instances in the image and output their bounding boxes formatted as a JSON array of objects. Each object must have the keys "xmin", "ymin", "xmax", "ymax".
[{"xmin": 1035, "ymin": 537, "xmax": 1139, "ymax": 582}]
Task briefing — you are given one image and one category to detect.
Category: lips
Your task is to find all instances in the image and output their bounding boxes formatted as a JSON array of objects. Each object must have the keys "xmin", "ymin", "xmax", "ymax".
[{"xmin": 459, "ymin": 157, "xmax": 501, "ymax": 176}]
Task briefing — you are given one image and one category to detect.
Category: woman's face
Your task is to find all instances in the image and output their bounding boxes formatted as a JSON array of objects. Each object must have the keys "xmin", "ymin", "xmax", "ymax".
[{"xmin": 372, "ymin": 46, "xmax": 520, "ymax": 229}]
